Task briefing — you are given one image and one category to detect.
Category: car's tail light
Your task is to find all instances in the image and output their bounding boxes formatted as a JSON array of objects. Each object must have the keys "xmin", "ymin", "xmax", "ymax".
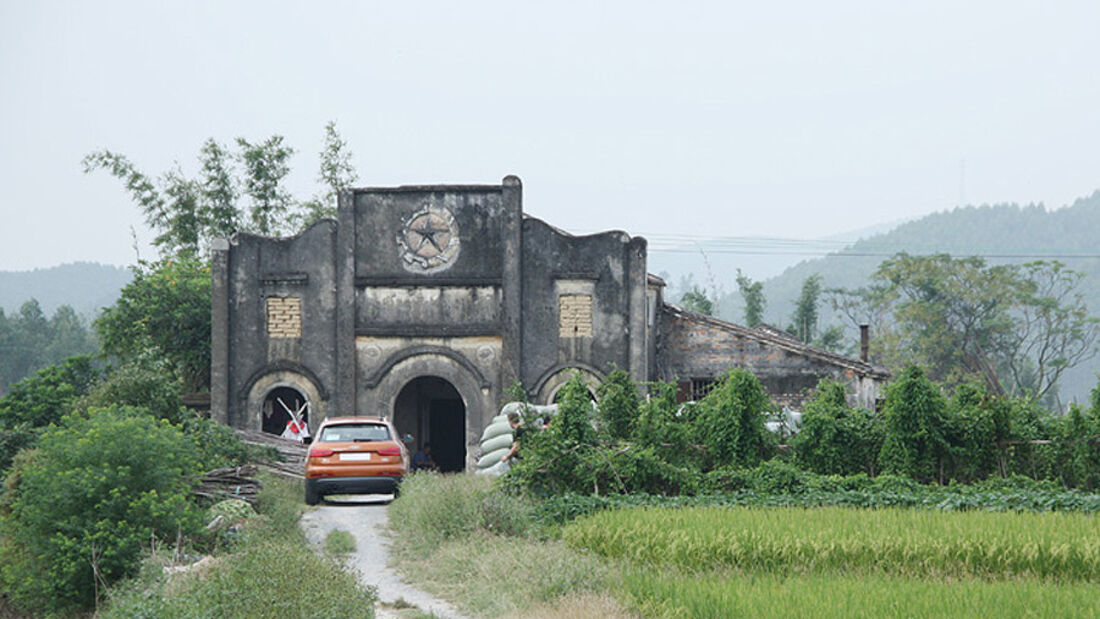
[
  {"xmin": 377, "ymin": 446, "xmax": 401, "ymax": 456},
  {"xmin": 309, "ymin": 447, "xmax": 334, "ymax": 458}
]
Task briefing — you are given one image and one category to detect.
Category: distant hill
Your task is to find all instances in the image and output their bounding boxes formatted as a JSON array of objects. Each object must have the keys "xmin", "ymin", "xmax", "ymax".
[
  {"xmin": 0, "ymin": 262, "xmax": 132, "ymax": 320},
  {"xmin": 715, "ymin": 190, "xmax": 1100, "ymax": 406}
]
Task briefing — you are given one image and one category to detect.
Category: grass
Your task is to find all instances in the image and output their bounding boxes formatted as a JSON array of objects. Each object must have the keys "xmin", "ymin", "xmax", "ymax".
[
  {"xmin": 625, "ymin": 571, "xmax": 1100, "ymax": 619},
  {"xmin": 387, "ymin": 472, "xmax": 635, "ymax": 618},
  {"xmin": 564, "ymin": 505, "xmax": 1100, "ymax": 581},
  {"xmin": 101, "ymin": 473, "xmax": 378, "ymax": 618},
  {"xmin": 324, "ymin": 529, "xmax": 357, "ymax": 556}
]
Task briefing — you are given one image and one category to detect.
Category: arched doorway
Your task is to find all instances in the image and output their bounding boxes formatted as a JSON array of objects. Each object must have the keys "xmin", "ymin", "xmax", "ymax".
[
  {"xmin": 261, "ymin": 386, "xmax": 309, "ymax": 436},
  {"xmin": 393, "ymin": 376, "xmax": 466, "ymax": 472}
]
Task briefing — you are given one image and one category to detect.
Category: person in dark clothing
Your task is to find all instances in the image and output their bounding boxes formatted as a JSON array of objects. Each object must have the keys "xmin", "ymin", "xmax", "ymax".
[
  {"xmin": 500, "ymin": 411, "xmax": 524, "ymax": 465},
  {"xmin": 411, "ymin": 443, "xmax": 437, "ymax": 472}
]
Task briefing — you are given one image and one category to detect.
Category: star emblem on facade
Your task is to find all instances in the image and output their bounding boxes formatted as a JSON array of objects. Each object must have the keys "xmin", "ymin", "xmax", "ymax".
[{"xmin": 398, "ymin": 206, "xmax": 460, "ymax": 272}]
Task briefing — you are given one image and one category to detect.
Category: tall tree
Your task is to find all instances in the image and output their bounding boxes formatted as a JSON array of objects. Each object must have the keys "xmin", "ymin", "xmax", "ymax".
[
  {"xmin": 84, "ymin": 123, "xmax": 356, "ymax": 256},
  {"xmin": 789, "ymin": 274, "xmax": 823, "ymax": 343},
  {"xmin": 736, "ymin": 269, "xmax": 765, "ymax": 327},
  {"xmin": 236, "ymin": 135, "xmax": 295, "ymax": 236},
  {"xmin": 835, "ymin": 253, "xmax": 1099, "ymax": 401},
  {"xmin": 298, "ymin": 121, "xmax": 359, "ymax": 227},
  {"xmin": 679, "ymin": 285, "xmax": 714, "ymax": 316}
]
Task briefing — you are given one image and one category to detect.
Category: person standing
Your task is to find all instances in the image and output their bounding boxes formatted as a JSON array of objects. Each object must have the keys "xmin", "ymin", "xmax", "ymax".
[{"xmin": 500, "ymin": 412, "xmax": 525, "ymax": 465}]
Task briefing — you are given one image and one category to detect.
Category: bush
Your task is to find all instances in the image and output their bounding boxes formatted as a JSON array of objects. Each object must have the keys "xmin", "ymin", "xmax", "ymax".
[
  {"xmin": 0, "ymin": 406, "xmax": 204, "ymax": 613},
  {"xmin": 695, "ymin": 369, "xmax": 775, "ymax": 469},
  {"xmin": 793, "ymin": 379, "xmax": 885, "ymax": 476},
  {"xmin": 0, "ymin": 356, "xmax": 101, "ymax": 471},
  {"xmin": 879, "ymin": 366, "xmax": 952, "ymax": 483},
  {"xmin": 595, "ymin": 368, "xmax": 639, "ymax": 440}
]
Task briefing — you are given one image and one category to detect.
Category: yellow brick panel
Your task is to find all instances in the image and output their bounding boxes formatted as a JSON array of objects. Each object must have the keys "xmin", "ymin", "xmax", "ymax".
[
  {"xmin": 267, "ymin": 297, "xmax": 302, "ymax": 338},
  {"xmin": 559, "ymin": 294, "xmax": 593, "ymax": 338}
]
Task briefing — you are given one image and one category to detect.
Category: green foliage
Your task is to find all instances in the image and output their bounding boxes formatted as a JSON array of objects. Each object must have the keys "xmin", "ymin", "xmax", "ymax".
[
  {"xmin": 793, "ymin": 379, "xmax": 885, "ymax": 476},
  {"xmin": 679, "ymin": 285, "xmax": 714, "ymax": 315},
  {"xmin": 0, "ymin": 355, "xmax": 101, "ymax": 472},
  {"xmin": 298, "ymin": 121, "xmax": 359, "ymax": 227},
  {"xmin": 878, "ymin": 366, "xmax": 952, "ymax": 483},
  {"xmin": 95, "ymin": 256, "xmax": 211, "ymax": 391},
  {"xmin": 534, "ymin": 472, "xmax": 1100, "ymax": 526},
  {"xmin": 736, "ymin": 268, "xmax": 766, "ymax": 327},
  {"xmin": 103, "ymin": 503, "xmax": 375, "ymax": 619},
  {"xmin": 0, "ymin": 406, "xmax": 203, "ymax": 613},
  {"xmin": 695, "ymin": 369, "xmax": 774, "ymax": 468},
  {"xmin": 0, "ymin": 354, "xmax": 100, "ymax": 429},
  {"xmin": 595, "ymin": 368, "xmax": 639, "ymax": 440},
  {"xmin": 84, "ymin": 123, "xmax": 357, "ymax": 256},
  {"xmin": 87, "ymin": 357, "xmax": 186, "ymax": 423},
  {"xmin": 0, "ymin": 300, "xmax": 98, "ymax": 392},
  {"xmin": 788, "ymin": 274, "xmax": 822, "ymax": 343}
]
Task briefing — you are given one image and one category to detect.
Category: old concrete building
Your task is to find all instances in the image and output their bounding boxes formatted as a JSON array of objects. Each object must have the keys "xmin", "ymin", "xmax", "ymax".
[{"xmin": 210, "ymin": 176, "xmax": 887, "ymax": 471}]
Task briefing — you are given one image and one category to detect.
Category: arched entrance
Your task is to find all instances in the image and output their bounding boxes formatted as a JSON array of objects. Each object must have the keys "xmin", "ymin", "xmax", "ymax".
[
  {"xmin": 261, "ymin": 386, "xmax": 309, "ymax": 436},
  {"xmin": 393, "ymin": 376, "xmax": 466, "ymax": 472}
]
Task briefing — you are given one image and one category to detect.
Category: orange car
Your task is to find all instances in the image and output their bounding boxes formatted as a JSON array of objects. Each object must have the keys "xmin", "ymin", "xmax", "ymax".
[{"xmin": 304, "ymin": 416, "xmax": 409, "ymax": 505}]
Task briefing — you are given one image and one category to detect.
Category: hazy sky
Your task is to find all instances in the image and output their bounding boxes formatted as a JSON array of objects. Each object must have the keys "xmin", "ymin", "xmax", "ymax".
[{"xmin": 2, "ymin": 1, "xmax": 1098, "ymax": 272}]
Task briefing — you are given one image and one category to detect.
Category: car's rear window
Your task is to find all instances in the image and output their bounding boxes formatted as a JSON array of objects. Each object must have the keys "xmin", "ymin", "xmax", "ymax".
[{"xmin": 319, "ymin": 423, "xmax": 392, "ymax": 443}]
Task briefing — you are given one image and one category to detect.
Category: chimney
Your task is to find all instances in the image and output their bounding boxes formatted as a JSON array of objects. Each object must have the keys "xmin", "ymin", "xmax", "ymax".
[{"xmin": 859, "ymin": 324, "xmax": 870, "ymax": 362}]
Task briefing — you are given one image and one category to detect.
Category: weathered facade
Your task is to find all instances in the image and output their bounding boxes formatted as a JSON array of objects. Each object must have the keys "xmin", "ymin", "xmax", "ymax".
[{"xmin": 211, "ymin": 176, "xmax": 887, "ymax": 470}]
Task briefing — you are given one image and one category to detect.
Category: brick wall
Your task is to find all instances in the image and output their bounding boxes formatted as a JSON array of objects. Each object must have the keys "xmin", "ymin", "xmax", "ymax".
[
  {"xmin": 267, "ymin": 296, "xmax": 302, "ymax": 338},
  {"xmin": 558, "ymin": 294, "xmax": 593, "ymax": 338}
]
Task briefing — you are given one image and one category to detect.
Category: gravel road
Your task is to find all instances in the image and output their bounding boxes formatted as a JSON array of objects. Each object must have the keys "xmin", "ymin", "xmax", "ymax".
[{"xmin": 300, "ymin": 495, "xmax": 470, "ymax": 619}]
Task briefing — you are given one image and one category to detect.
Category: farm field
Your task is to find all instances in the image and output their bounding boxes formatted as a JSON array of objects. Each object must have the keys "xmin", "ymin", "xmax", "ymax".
[{"xmin": 564, "ymin": 506, "xmax": 1100, "ymax": 617}]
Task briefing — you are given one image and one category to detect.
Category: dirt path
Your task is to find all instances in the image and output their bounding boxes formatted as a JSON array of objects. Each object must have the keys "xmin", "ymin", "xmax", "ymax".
[{"xmin": 300, "ymin": 495, "xmax": 471, "ymax": 619}]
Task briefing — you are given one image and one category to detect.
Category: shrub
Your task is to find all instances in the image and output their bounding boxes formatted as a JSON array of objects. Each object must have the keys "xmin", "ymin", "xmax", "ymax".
[
  {"xmin": 695, "ymin": 369, "xmax": 775, "ymax": 469},
  {"xmin": 879, "ymin": 366, "xmax": 952, "ymax": 483},
  {"xmin": 595, "ymin": 368, "xmax": 640, "ymax": 440},
  {"xmin": 794, "ymin": 379, "xmax": 885, "ymax": 476},
  {"xmin": 0, "ymin": 406, "xmax": 204, "ymax": 613}
]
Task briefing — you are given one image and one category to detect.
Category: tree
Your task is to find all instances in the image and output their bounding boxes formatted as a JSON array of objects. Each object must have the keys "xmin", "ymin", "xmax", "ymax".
[
  {"xmin": 788, "ymin": 274, "xmax": 822, "ymax": 344},
  {"xmin": 695, "ymin": 369, "xmax": 774, "ymax": 468},
  {"xmin": 834, "ymin": 253, "xmax": 1099, "ymax": 402},
  {"xmin": 679, "ymin": 285, "xmax": 714, "ymax": 316},
  {"xmin": 0, "ymin": 407, "xmax": 203, "ymax": 612},
  {"xmin": 793, "ymin": 379, "xmax": 884, "ymax": 476},
  {"xmin": 298, "ymin": 120, "xmax": 359, "ymax": 227},
  {"xmin": 237, "ymin": 135, "xmax": 295, "ymax": 235},
  {"xmin": 878, "ymin": 365, "xmax": 952, "ymax": 483},
  {"xmin": 84, "ymin": 123, "xmax": 356, "ymax": 256},
  {"xmin": 736, "ymin": 269, "xmax": 766, "ymax": 327},
  {"xmin": 95, "ymin": 256, "xmax": 211, "ymax": 392}
]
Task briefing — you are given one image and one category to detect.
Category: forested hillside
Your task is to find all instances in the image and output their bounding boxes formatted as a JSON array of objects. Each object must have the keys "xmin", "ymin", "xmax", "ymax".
[
  {"xmin": 0, "ymin": 262, "xmax": 131, "ymax": 318},
  {"xmin": 715, "ymin": 190, "xmax": 1100, "ymax": 405}
]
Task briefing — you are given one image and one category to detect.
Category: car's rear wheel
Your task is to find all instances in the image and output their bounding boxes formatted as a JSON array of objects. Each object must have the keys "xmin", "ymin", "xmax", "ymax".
[{"xmin": 305, "ymin": 480, "xmax": 321, "ymax": 506}]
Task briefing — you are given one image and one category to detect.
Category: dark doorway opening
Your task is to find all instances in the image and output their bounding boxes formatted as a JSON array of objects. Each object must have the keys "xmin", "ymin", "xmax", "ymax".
[
  {"xmin": 393, "ymin": 377, "xmax": 466, "ymax": 472},
  {"xmin": 261, "ymin": 386, "xmax": 309, "ymax": 436}
]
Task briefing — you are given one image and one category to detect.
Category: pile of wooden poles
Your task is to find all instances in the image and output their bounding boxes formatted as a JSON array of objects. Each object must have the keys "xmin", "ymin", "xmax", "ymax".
[
  {"xmin": 233, "ymin": 428, "xmax": 307, "ymax": 479},
  {"xmin": 193, "ymin": 464, "xmax": 262, "ymax": 505}
]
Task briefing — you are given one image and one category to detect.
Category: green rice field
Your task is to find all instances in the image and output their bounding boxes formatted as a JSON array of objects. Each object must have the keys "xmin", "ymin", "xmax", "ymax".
[
  {"xmin": 564, "ymin": 506, "xmax": 1100, "ymax": 617},
  {"xmin": 624, "ymin": 571, "xmax": 1100, "ymax": 619},
  {"xmin": 564, "ymin": 506, "xmax": 1100, "ymax": 581}
]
